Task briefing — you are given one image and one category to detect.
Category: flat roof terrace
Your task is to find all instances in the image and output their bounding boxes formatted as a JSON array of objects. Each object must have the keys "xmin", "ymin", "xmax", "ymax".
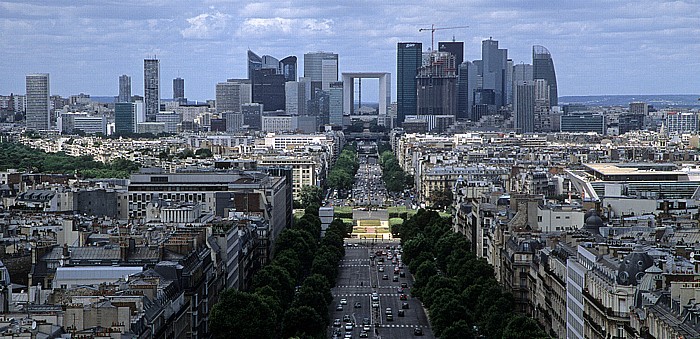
[{"xmin": 584, "ymin": 163, "xmax": 688, "ymax": 182}]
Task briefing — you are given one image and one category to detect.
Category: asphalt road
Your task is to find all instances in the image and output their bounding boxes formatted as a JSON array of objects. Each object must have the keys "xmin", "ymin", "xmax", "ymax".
[{"xmin": 328, "ymin": 240, "xmax": 435, "ymax": 339}]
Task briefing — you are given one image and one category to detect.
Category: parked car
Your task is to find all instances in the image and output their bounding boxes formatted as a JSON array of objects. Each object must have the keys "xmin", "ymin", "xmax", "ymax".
[{"xmin": 414, "ymin": 327, "xmax": 423, "ymax": 336}]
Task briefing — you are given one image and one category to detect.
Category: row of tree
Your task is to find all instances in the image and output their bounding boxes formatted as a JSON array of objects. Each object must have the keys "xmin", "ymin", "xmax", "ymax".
[
  {"xmin": 327, "ymin": 143, "xmax": 359, "ymax": 191},
  {"xmin": 400, "ymin": 209, "xmax": 548, "ymax": 339},
  {"xmin": 210, "ymin": 205, "xmax": 348, "ymax": 339},
  {"xmin": 0, "ymin": 142, "xmax": 139, "ymax": 178},
  {"xmin": 377, "ymin": 143, "xmax": 412, "ymax": 192}
]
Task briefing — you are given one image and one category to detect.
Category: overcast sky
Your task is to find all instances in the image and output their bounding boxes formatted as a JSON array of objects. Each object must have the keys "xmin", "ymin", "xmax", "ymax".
[{"xmin": 1, "ymin": 0, "xmax": 699, "ymax": 102}]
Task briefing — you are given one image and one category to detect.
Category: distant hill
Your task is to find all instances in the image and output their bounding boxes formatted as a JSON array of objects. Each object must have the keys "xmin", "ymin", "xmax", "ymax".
[{"xmin": 559, "ymin": 95, "xmax": 700, "ymax": 108}]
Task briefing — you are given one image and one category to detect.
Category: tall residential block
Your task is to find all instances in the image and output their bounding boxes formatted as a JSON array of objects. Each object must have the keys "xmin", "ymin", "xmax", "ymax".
[
  {"xmin": 144, "ymin": 58, "xmax": 160, "ymax": 122},
  {"xmin": 397, "ymin": 42, "xmax": 423, "ymax": 125},
  {"xmin": 173, "ymin": 77, "xmax": 185, "ymax": 102},
  {"xmin": 303, "ymin": 51, "xmax": 338, "ymax": 92},
  {"xmin": 118, "ymin": 74, "xmax": 131, "ymax": 103},
  {"xmin": 532, "ymin": 45, "xmax": 558, "ymax": 106},
  {"xmin": 25, "ymin": 73, "xmax": 50, "ymax": 131}
]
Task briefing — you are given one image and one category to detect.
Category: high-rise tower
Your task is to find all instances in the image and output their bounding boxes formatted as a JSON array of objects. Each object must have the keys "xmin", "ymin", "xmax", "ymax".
[
  {"xmin": 118, "ymin": 74, "xmax": 131, "ymax": 103},
  {"xmin": 533, "ymin": 45, "xmax": 558, "ymax": 106},
  {"xmin": 481, "ymin": 38, "xmax": 508, "ymax": 108},
  {"xmin": 303, "ymin": 52, "xmax": 338, "ymax": 92},
  {"xmin": 397, "ymin": 42, "xmax": 423, "ymax": 126},
  {"xmin": 143, "ymin": 58, "xmax": 160, "ymax": 122},
  {"xmin": 25, "ymin": 73, "xmax": 50, "ymax": 131},
  {"xmin": 438, "ymin": 41, "xmax": 464, "ymax": 72},
  {"xmin": 173, "ymin": 77, "xmax": 185, "ymax": 103}
]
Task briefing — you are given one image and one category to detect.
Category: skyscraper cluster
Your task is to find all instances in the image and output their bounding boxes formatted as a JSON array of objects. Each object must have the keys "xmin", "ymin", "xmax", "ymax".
[{"xmin": 396, "ymin": 38, "xmax": 559, "ymax": 134}]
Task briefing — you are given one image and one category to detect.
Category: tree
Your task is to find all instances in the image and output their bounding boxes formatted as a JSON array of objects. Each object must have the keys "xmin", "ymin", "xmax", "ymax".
[
  {"xmin": 210, "ymin": 289, "xmax": 278, "ymax": 339},
  {"xmin": 502, "ymin": 314, "xmax": 548, "ymax": 339},
  {"xmin": 281, "ymin": 305, "xmax": 325, "ymax": 338},
  {"xmin": 298, "ymin": 185, "xmax": 323, "ymax": 207},
  {"xmin": 441, "ymin": 320, "xmax": 474, "ymax": 339},
  {"xmin": 429, "ymin": 188, "xmax": 454, "ymax": 210},
  {"xmin": 251, "ymin": 264, "xmax": 296, "ymax": 307},
  {"xmin": 195, "ymin": 148, "xmax": 213, "ymax": 158}
]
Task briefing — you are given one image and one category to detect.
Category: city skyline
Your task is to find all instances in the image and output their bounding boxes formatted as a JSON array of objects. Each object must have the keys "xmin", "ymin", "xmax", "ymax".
[{"xmin": 1, "ymin": 1, "xmax": 699, "ymax": 101}]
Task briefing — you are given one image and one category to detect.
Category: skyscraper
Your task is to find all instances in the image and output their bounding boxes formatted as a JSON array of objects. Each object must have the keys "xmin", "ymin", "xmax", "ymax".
[
  {"xmin": 118, "ymin": 75, "xmax": 131, "ymax": 103},
  {"xmin": 480, "ymin": 39, "xmax": 508, "ymax": 108},
  {"xmin": 514, "ymin": 81, "xmax": 535, "ymax": 134},
  {"xmin": 328, "ymin": 81, "xmax": 344, "ymax": 126},
  {"xmin": 416, "ymin": 51, "xmax": 458, "ymax": 117},
  {"xmin": 25, "ymin": 73, "xmax": 50, "ymax": 131},
  {"xmin": 397, "ymin": 42, "xmax": 423, "ymax": 125},
  {"xmin": 216, "ymin": 80, "xmax": 251, "ymax": 113},
  {"xmin": 438, "ymin": 41, "xmax": 464, "ymax": 72},
  {"xmin": 303, "ymin": 52, "xmax": 338, "ymax": 92},
  {"xmin": 247, "ymin": 50, "xmax": 263, "ymax": 81},
  {"xmin": 532, "ymin": 45, "xmax": 558, "ymax": 106},
  {"xmin": 280, "ymin": 56, "xmax": 297, "ymax": 82},
  {"xmin": 143, "ymin": 58, "xmax": 160, "ymax": 122},
  {"xmin": 457, "ymin": 61, "xmax": 477, "ymax": 121},
  {"xmin": 252, "ymin": 68, "xmax": 286, "ymax": 111},
  {"xmin": 285, "ymin": 77, "xmax": 311, "ymax": 115},
  {"xmin": 173, "ymin": 77, "xmax": 185, "ymax": 102}
]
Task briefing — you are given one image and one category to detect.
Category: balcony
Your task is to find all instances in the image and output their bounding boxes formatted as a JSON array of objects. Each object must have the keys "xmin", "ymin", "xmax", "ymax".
[{"xmin": 583, "ymin": 289, "xmax": 630, "ymax": 320}]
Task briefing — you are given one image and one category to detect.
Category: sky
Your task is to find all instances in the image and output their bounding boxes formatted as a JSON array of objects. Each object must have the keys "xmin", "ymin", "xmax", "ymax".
[{"xmin": 1, "ymin": 0, "xmax": 699, "ymax": 102}]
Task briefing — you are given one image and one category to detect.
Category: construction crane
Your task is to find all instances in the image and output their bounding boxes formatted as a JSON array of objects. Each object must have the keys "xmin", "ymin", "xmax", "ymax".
[{"xmin": 418, "ymin": 24, "xmax": 469, "ymax": 51}]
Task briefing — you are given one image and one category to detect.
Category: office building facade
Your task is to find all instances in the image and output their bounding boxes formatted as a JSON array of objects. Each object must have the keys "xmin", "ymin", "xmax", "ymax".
[
  {"xmin": 115, "ymin": 102, "xmax": 137, "ymax": 134},
  {"xmin": 285, "ymin": 78, "xmax": 311, "ymax": 115},
  {"xmin": 457, "ymin": 61, "xmax": 478, "ymax": 121},
  {"xmin": 397, "ymin": 42, "xmax": 423, "ymax": 125},
  {"xmin": 118, "ymin": 74, "xmax": 131, "ymax": 103},
  {"xmin": 144, "ymin": 58, "xmax": 160, "ymax": 122},
  {"xmin": 532, "ymin": 45, "xmax": 558, "ymax": 106},
  {"xmin": 252, "ymin": 68, "xmax": 286, "ymax": 112},
  {"xmin": 25, "ymin": 73, "xmax": 50, "ymax": 131}
]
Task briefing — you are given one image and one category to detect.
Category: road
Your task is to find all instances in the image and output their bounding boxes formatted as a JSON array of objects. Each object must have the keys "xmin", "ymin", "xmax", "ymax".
[{"xmin": 328, "ymin": 239, "xmax": 434, "ymax": 339}]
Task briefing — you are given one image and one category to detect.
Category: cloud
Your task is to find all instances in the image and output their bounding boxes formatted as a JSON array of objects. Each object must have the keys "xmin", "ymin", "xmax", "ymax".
[
  {"xmin": 239, "ymin": 17, "xmax": 333, "ymax": 36},
  {"xmin": 181, "ymin": 11, "xmax": 230, "ymax": 40}
]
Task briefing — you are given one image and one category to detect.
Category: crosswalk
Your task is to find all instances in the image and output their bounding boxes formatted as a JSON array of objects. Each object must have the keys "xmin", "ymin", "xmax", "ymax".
[
  {"xmin": 332, "ymin": 293, "xmax": 402, "ymax": 297},
  {"xmin": 340, "ymin": 259, "xmax": 369, "ymax": 262},
  {"xmin": 338, "ymin": 264, "xmax": 369, "ymax": 267},
  {"xmin": 334, "ymin": 285, "xmax": 400, "ymax": 289},
  {"xmin": 378, "ymin": 324, "xmax": 428, "ymax": 328}
]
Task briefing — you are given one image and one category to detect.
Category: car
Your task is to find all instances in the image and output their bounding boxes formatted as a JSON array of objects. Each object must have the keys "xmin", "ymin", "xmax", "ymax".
[
  {"xmin": 401, "ymin": 282, "xmax": 408, "ymax": 288},
  {"xmin": 371, "ymin": 293, "xmax": 379, "ymax": 301},
  {"xmin": 344, "ymin": 333, "xmax": 352, "ymax": 339},
  {"xmin": 343, "ymin": 315, "xmax": 351, "ymax": 322},
  {"xmin": 354, "ymin": 302, "xmax": 362, "ymax": 308},
  {"xmin": 382, "ymin": 274, "xmax": 388, "ymax": 280},
  {"xmin": 400, "ymin": 294, "xmax": 408, "ymax": 300},
  {"xmin": 393, "ymin": 275, "xmax": 399, "ymax": 282},
  {"xmin": 398, "ymin": 287, "xmax": 404, "ymax": 293},
  {"xmin": 385, "ymin": 307, "xmax": 392, "ymax": 315},
  {"xmin": 340, "ymin": 298, "xmax": 347, "ymax": 305},
  {"xmin": 386, "ymin": 314, "xmax": 393, "ymax": 321},
  {"xmin": 345, "ymin": 323, "xmax": 354, "ymax": 331},
  {"xmin": 362, "ymin": 317, "xmax": 370, "ymax": 325},
  {"xmin": 378, "ymin": 266, "xmax": 384, "ymax": 272},
  {"xmin": 400, "ymin": 271, "xmax": 406, "ymax": 277},
  {"xmin": 359, "ymin": 331, "xmax": 369, "ymax": 338},
  {"xmin": 363, "ymin": 324, "xmax": 371, "ymax": 332},
  {"xmin": 398, "ymin": 309, "xmax": 405, "ymax": 317},
  {"xmin": 336, "ymin": 304, "xmax": 343, "ymax": 311},
  {"xmin": 372, "ymin": 301, "xmax": 379, "ymax": 308},
  {"xmin": 333, "ymin": 319, "xmax": 342, "ymax": 327},
  {"xmin": 414, "ymin": 327, "xmax": 424, "ymax": 336},
  {"xmin": 402, "ymin": 302, "xmax": 410, "ymax": 309}
]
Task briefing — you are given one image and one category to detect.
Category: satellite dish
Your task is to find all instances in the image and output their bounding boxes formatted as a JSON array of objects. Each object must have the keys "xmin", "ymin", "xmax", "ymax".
[{"xmin": 31, "ymin": 321, "xmax": 36, "ymax": 330}]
